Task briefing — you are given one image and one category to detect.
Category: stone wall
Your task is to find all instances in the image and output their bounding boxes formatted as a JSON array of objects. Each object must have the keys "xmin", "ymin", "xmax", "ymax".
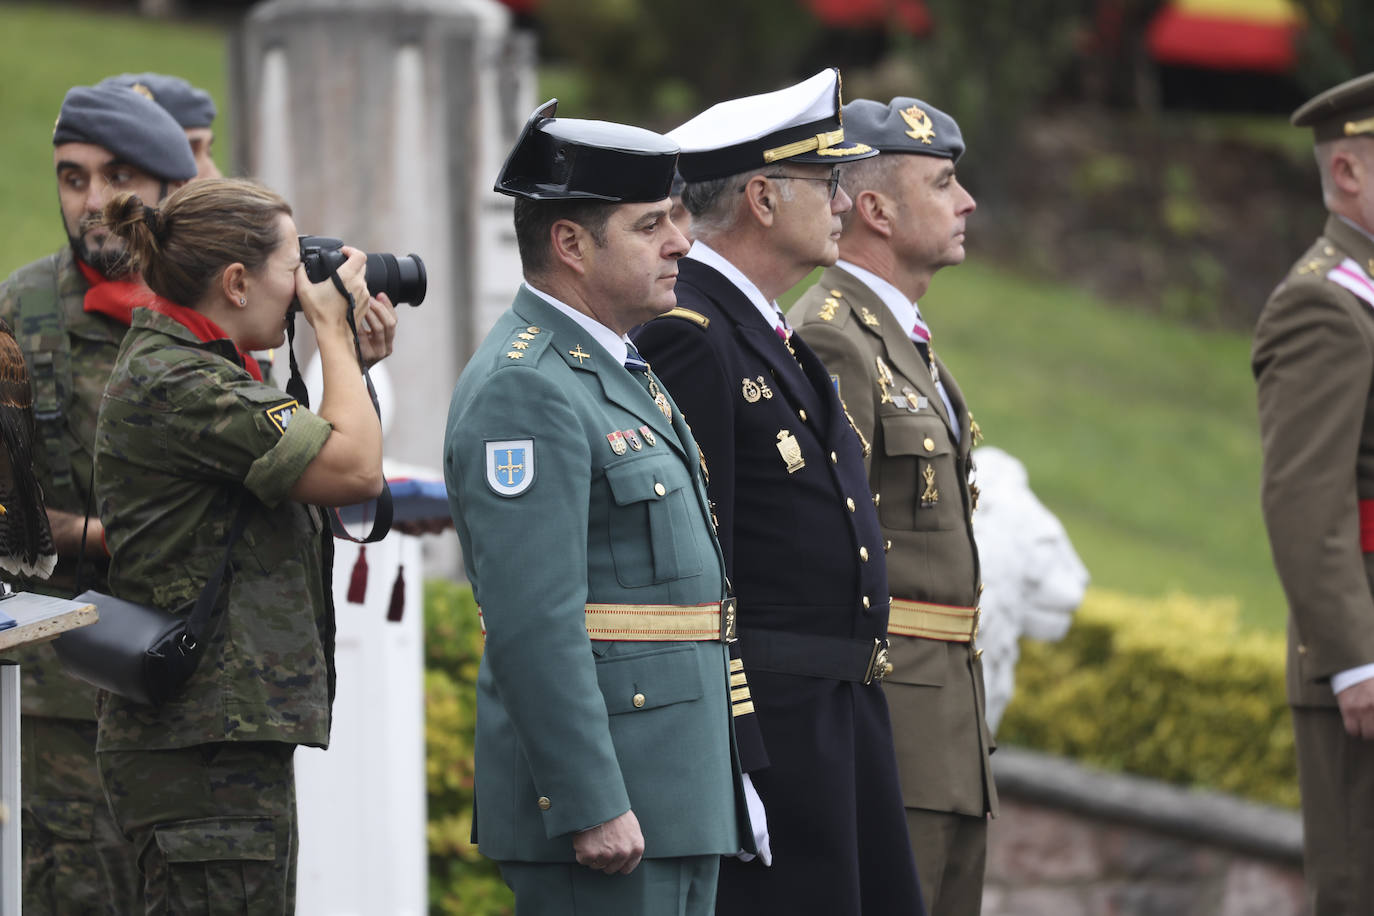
[{"xmin": 984, "ymin": 748, "xmax": 1307, "ymax": 916}]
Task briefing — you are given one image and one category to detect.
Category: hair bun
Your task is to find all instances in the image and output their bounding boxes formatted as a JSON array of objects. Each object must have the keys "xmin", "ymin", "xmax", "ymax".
[{"xmin": 142, "ymin": 205, "xmax": 166, "ymax": 243}]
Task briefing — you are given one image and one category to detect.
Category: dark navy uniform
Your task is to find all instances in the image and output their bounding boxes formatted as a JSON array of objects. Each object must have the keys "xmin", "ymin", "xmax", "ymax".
[{"xmin": 634, "ymin": 254, "xmax": 922, "ymax": 915}]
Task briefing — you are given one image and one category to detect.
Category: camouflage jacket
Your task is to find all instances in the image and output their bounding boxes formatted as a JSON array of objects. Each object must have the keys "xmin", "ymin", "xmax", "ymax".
[
  {"xmin": 0, "ymin": 246, "xmax": 124, "ymax": 719},
  {"xmin": 94, "ymin": 307, "xmax": 337, "ymax": 751}
]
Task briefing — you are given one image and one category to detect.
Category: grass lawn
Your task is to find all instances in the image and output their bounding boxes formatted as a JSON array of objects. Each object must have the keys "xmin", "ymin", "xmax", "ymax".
[
  {"xmin": 0, "ymin": 3, "xmax": 228, "ymax": 279},
  {"xmin": 788, "ymin": 260, "xmax": 1285, "ymax": 631}
]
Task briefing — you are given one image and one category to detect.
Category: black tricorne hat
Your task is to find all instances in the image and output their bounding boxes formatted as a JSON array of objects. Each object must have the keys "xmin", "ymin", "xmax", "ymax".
[{"xmin": 494, "ymin": 100, "xmax": 680, "ymax": 203}]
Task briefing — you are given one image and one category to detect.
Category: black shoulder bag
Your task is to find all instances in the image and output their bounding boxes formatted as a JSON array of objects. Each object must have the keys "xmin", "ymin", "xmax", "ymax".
[{"xmin": 54, "ymin": 485, "xmax": 254, "ymax": 707}]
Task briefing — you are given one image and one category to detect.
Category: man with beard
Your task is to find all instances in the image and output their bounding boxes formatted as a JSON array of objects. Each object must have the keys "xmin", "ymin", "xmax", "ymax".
[
  {"xmin": 632, "ymin": 69, "xmax": 925, "ymax": 915},
  {"xmin": 0, "ymin": 83, "xmax": 195, "ymax": 913}
]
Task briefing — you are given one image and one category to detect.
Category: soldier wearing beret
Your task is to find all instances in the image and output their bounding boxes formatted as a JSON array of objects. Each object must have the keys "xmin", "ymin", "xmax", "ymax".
[
  {"xmin": 790, "ymin": 97, "xmax": 994, "ymax": 916},
  {"xmin": 1255, "ymin": 70, "xmax": 1374, "ymax": 915},
  {"xmin": 98, "ymin": 72, "xmax": 222, "ymax": 179},
  {"xmin": 632, "ymin": 70, "xmax": 926, "ymax": 915},
  {"xmin": 442, "ymin": 101, "xmax": 756, "ymax": 915},
  {"xmin": 0, "ymin": 83, "xmax": 195, "ymax": 914}
]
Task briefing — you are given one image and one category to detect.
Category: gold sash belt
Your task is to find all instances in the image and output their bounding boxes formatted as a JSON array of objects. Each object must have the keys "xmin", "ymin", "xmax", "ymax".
[
  {"xmin": 480, "ymin": 600, "xmax": 737, "ymax": 643},
  {"xmin": 888, "ymin": 598, "xmax": 978, "ymax": 643}
]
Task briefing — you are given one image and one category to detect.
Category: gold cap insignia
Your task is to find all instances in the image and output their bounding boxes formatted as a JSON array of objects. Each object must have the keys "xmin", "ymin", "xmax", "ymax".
[
  {"xmin": 901, "ymin": 105, "xmax": 935, "ymax": 145},
  {"xmin": 130, "ymin": 82, "xmax": 155, "ymax": 101}
]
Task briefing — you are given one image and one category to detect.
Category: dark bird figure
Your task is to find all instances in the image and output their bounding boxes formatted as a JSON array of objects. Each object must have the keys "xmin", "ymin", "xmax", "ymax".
[{"xmin": 0, "ymin": 317, "xmax": 56, "ymax": 581}]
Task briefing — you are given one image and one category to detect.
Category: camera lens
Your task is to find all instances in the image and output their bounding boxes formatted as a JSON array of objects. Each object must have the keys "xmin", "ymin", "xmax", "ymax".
[{"xmin": 364, "ymin": 253, "xmax": 427, "ymax": 307}]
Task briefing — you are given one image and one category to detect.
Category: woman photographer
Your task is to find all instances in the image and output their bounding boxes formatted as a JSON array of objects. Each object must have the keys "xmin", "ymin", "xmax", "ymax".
[{"xmin": 92, "ymin": 177, "xmax": 393, "ymax": 912}]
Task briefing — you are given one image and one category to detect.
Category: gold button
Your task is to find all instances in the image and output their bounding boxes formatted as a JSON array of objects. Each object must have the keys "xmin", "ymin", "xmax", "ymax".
[
  {"xmin": 632, "ymin": 693, "xmax": 646, "ymax": 708},
  {"xmin": 527, "ymin": 326, "xmax": 541, "ymax": 333},
  {"xmin": 873, "ymin": 492, "xmax": 881, "ymax": 507},
  {"xmin": 923, "ymin": 437, "xmax": 935, "ymax": 452},
  {"xmin": 537, "ymin": 796, "xmax": 551, "ymax": 810},
  {"xmin": 885, "ymin": 539, "xmax": 892, "ymax": 553},
  {"xmin": 974, "ymin": 648, "xmax": 984, "ymax": 661},
  {"xmin": 654, "ymin": 482, "xmax": 666, "ymax": 496},
  {"xmin": 862, "ymin": 596, "xmax": 870, "ymax": 609},
  {"xmin": 1298, "ymin": 644, "xmax": 1308, "ymax": 655},
  {"xmin": 881, "ymin": 661, "xmax": 894, "ymax": 677},
  {"xmin": 859, "ymin": 547, "xmax": 869, "ymax": 561},
  {"xmin": 846, "ymin": 498, "xmax": 856, "ymax": 512},
  {"xmin": 799, "ymin": 409, "xmax": 808, "ymax": 421},
  {"xmin": 830, "ymin": 451, "xmax": 838, "ymax": 464},
  {"xmin": 830, "ymin": 289, "xmax": 843, "ymax": 298}
]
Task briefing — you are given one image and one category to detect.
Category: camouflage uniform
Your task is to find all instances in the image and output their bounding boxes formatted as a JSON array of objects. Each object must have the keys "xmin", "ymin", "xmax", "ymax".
[
  {"xmin": 94, "ymin": 306, "xmax": 336, "ymax": 913},
  {"xmin": 0, "ymin": 246, "xmax": 140, "ymax": 914}
]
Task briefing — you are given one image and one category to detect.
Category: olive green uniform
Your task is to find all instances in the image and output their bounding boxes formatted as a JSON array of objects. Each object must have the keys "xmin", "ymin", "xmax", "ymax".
[
  {"xmin": 793, "ymin": 266, "xmax": 997, "ymax": 915},
  {"xmin": 94, "ymin": 306, "xmax": 335, "ymax": 913},
  {"xmin": 1255, "ymin": 215, "xmax": 1374, "ymax": 915},
  {"xmin": 0, "ymin": 246, "xmax": 139, "ymax": 914}
]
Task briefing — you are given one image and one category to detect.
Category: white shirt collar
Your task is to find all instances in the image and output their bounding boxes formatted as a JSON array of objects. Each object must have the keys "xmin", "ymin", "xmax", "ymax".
[
  {"xmin": 523, "ymin": 282, "xmax": 630, "ymax": 364},
  {"xmin": 834, "ymin": 260, "xmax": 918, "ymax": 330},
  {"xmin": 687, "ymin": 240, "xmax": 787, "ymax": 331}
]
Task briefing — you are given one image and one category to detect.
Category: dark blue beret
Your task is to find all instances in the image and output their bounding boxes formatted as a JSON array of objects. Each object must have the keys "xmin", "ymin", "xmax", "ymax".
[
  {"xmin": 98, "ymin": 72, "xmax": 217, "ymax": 129},
  {"xmin": 52, "ymin": 84, "xmax": 196, "ymax": 182},
  {"xmin": 841, "ymin": 97, "xmax": 965, "ymax": 163}
]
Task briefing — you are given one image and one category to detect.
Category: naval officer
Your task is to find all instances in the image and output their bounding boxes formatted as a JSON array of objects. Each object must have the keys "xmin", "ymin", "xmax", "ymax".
[
  {"xmin": 1255, "ymin": 70, "xmax": 1374, "ymax": 915},
  {"xmin": 443, "ymin": 101, "xmax": 755, "ymax": 915},
  {"xmin": 790, "ymin": 97, "xmax": 995, "ymax": 916},
  {"xmin": 632, "ymin": 69, "xmax": 926, "ymax": 915}
]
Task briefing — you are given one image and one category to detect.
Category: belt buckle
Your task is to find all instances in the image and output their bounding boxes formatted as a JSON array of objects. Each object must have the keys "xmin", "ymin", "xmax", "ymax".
[
  {"xmin": 720, "ymin": 597, "xmax": 738, "ymax": 644},
  {"xmin": 864, "ymin": 638, "xmax": 893, "ymax": 685}
]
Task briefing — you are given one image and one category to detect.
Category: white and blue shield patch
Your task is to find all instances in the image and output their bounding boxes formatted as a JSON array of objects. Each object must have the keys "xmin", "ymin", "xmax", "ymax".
[{"xmin": 485, "ymin": 439, "xmax": 535, "ymax": 497}]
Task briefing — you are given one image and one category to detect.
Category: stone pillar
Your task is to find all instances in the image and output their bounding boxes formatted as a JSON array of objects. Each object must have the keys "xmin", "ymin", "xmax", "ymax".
[{"xmin": 230, "ymin": 0, "xmax": 536, "ymax": 577}]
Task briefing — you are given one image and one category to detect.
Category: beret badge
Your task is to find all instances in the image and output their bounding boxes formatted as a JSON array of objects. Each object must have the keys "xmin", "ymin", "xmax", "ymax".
[{"xmin": 901, "ymin": 105, "xmax": 935, "ymax": 145}]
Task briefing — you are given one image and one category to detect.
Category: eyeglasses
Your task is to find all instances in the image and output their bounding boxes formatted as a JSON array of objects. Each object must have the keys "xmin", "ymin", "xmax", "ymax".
[{"xmin": 738, "ymin": 169, "xmax": 842, "ymax": 201}]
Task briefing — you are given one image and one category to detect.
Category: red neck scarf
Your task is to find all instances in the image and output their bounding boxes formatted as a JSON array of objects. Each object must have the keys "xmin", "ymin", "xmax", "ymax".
[
  {"xmin": 76, "ymin": 259, "xmax": 153, "ymax": 327},
  {"xmin": 145, "ymin": 298, "xmax": 265, "ymax": 382}
]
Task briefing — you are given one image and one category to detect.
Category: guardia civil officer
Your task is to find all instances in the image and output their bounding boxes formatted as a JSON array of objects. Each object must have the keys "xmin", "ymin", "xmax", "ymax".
[
  {"xmin": 790, "ymin": 98, "xmax": 994, "ymax": 916},
  {"xmin": 442, "ymin": 102, "xmax": 757, "ymax": 915},
  {"xmin": 98, "ymin": 72, "xmax": 222, "ymax": 179},
  {"xmin": 94, "ymin": 177, "xmax": 392, "ymax": 911},
  {"xmin": 0, "ymin": 84, "xmax": 196, "ymax": 914},
  {"xmin": 1255, "ymin": 70, "xmax": 1374, "ymax": 915},
  {"xmin": 631, "ymin": 69, "xmax": 926, "ymax": 915}
]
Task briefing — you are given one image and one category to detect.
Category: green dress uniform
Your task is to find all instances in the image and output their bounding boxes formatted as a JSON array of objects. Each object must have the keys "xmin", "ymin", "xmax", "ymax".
[
  {"xmin": 1255, "ymin": 213, "xmax": 1374, "ymax": 915},
  {"xmin": 443, "ymin": 287, "xmax": 751, "ymax": 913},
  {"xmin": 0, "ymin": 246, "xmax": 140, "ymax": 913},
  {"xmin": 792, "ymin": 264, "xmax": 997, "ymax": 914},
  {"xmin": 94, "ymin": 304, "xmax": 336, "ymax": 913}
]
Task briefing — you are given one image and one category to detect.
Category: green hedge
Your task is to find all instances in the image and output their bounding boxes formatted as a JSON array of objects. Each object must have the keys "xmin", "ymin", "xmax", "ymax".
[
  {"xmin": 999, "ymin": 588, "xmax": 1298, "ymax": 808},
  {"xmin": 424, "ymin": 580, "xmax": 514, "ymax": 915}
]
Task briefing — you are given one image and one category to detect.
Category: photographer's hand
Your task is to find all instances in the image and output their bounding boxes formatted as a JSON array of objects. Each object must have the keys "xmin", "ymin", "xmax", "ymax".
[
  {"xmin": 295, "ymin": 247, "xmax": 367, "ymax": 338},
  {"xmin": 358, "ymin": 293, "xmax": 398, "ymax": 368}
]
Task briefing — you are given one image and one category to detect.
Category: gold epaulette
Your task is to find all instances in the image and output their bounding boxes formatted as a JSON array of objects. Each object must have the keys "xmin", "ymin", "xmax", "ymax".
[{"xmin": 656, "ymin": 307, "xmax": 710, "ymax": 329}]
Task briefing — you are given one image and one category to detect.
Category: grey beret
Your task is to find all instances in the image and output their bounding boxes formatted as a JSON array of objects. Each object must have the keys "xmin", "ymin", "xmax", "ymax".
[
  {"xmin": 98, "ymin": 72, "xmax": 217, "ymax": 129},
  {"xmin": 841, "ymin": 97, "xmax": 965, "ymax": 162},
  {"xmin": 52, "ymin": 84, "xmax": 197, "ymax": 182}
]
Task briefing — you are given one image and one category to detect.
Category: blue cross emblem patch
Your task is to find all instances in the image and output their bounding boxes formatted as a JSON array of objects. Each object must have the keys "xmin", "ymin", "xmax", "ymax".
[{"xmin": 485, "ymin": 439, "xmax": 535, "ymax": 497}]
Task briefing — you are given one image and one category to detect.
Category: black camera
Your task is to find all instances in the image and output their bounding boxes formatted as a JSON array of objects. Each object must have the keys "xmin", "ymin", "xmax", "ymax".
[{"xmin": 298, "ymin": 235, "xmax": 427, "ymax": 307}]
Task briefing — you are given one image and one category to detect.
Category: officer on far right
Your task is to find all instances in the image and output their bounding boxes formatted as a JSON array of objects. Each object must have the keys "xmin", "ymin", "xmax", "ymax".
[
  {"xmin": 1255, "ymin": 70, "xmax": 1374, "ymax": 916},
  {"xmin": 791, "ymin": 97, "xmax": 994, "ymax": 916}
]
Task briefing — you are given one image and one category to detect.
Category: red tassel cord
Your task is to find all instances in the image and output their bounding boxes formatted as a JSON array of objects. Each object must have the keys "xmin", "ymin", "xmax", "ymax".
[
  {"xmin": 347, "ymin": 545, "xmax": 368, "ymax": 604},
  {"xmin": 387, "ymin": 564, "xmax": 406, "ymax": 622}
]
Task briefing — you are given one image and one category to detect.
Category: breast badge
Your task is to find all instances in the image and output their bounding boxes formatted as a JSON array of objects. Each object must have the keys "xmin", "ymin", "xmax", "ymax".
[
  {"xmin": 920, "ymin": 464, "xmax": 939, "ymax": 506},
  {"xmin": 893, "ymin": 386, "xmax": 927, "ymax": 413},
  {"xmin": 874, "ymin": 356, "xmax": 895, "ymax": 404},
  {"xmin": 776, "ymin": 429, "xmax": 805, "ymax": 474},
  {"xmin": 485, "ymin": 439, "xmax": 535, "ymax": 497},
  {"xmin": 607, "ymin": 430, "xmax": 628, "ymax": 455},
  {"xmin": 639, "ymin": 425, "xmax": 657, "ymax": 447},
  {"xmin": 625, "ymin": 428, "xmax": 643, "ymax": 451},
  {"xmin": 741, "ymin": 375, "xmax": 774, "ymax": 403}
]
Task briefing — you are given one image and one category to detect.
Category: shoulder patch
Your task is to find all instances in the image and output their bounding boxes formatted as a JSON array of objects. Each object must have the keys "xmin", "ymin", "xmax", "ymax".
[
  {"xmin": 264, "ymin": 399, "xmax": 300, "ymax": 434},
  {"xmin": 656, "ymin": 307, "xmax": 710, "ymax": 329},
  {"xmin": 486, "ymin": 439, "xmax": 535, "ymax": 497},
  {"xmin": 1327, "ymin": 258, "xmax": 1374, "ymax": 311}
]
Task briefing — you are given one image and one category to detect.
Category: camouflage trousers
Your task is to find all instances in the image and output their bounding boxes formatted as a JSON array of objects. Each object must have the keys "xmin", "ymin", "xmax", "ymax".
[
  {"xmin": 21, "ymin": 715, "xmax": 140, "ymax": 915},
  {"xmin": 98, "ymin": 740, "xmax": 299, "ymax": 915}
]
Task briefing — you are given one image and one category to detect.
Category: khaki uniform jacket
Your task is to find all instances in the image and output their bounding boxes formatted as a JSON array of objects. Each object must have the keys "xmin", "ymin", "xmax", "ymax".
[
  {"xmin": 0, "ymin": 247, "xmax": 123, "ymax": 719},
  {"xmin": 1254, "ymin": 214, "xmax": 1374, "ymax": 708},
  {"xmin": 792, "ymin": 266, "xmax": 997, "ymax": 817}
]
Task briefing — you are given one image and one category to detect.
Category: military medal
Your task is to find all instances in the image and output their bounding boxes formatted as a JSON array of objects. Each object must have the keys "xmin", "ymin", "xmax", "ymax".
[
  {"xmin": 607, "ymin": 430, "xmax": 627, "ymax": 455},
  {"xmin": 639, "ymin": 425, "xmax": 656, "ymax": 447},
  {"xmin": 740, "ymin": 375, "xmax": 774, "ymax": 403},
  {"xmin": 921, "ymin": 465, "xmax": 939, "ymax": 506},
  {"xmin": 625, "ymin": 428, "xmax": 643, "ymax": 450},
  {"xmin": 776, "ymin": 429, "xmax": 805, "ymax": 474},
  {"xmin": 645, "ymin": 374, "xmax": 673, "ymax": 420}
]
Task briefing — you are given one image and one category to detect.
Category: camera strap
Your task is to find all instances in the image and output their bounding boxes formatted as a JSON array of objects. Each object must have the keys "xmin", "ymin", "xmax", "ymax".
[{"xmin": 284, "ymin": 274, "xmax": 394, "ymax": 545}]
